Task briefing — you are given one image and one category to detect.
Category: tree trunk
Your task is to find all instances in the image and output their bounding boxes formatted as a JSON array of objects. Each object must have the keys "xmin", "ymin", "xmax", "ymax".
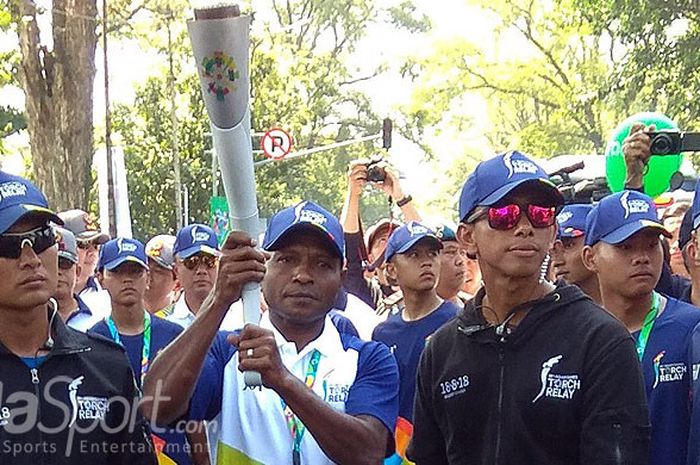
[{"xmin": 14, "ymin": 0, "xmax": 97, "ymax": 210}]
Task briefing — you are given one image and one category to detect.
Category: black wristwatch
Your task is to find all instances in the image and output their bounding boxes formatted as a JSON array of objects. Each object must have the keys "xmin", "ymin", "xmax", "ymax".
[{"xmin": 396, "ymin": 195, "xmax": 413, "ymax": 207}]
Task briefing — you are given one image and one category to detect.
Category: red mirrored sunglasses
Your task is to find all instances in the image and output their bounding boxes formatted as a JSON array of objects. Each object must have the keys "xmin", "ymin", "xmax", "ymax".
[{"xmin": 487, "ymin": 204, "xmax": 557, "ymax": 230}]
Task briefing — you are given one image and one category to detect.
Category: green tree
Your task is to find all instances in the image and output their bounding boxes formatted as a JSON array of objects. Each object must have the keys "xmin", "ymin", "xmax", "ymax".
[
  {"xmin": 6, "ymin": 0, "xmax": 98, "ymax": 210},
  {"xmin": 574, "ymin": 0, "xmax": 700, "ymax": 132},
  {"xmin": 0, "ymin": 4, "xmax": 26, "ymax": 155},
  {"xmin": 112, "ymin": 0, "xmax": 413, "ymax": 239},
  {"xmin": 400, "ymin": 0, "xmax": 635, "ymax": 159}
]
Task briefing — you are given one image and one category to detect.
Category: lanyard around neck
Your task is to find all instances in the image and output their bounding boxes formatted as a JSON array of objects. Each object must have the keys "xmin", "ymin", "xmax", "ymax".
[
  {"xmin": 636, "ymin": 292, "xmax": 660, "ymax": 361},
  {"xmin": 280, "ymin": 349, "xmax": 321, "ymax": 465},
  {"xmin": 105, "ymin": 312, "xmax": 152, "ymax": 386}
]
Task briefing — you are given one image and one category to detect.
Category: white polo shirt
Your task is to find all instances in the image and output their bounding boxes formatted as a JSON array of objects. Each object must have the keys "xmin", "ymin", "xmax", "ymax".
[
  {"xmin": 189, "ymin": 312, "xmax": 399, "ymax": 465},
  {"xmin": 165, "ymin": 293, "xmax": 245, "ymax": 331}
]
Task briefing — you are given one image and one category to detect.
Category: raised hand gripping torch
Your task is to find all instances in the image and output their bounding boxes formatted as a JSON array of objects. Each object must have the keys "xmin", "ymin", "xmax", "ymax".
[{"xmin": 188, "ymin": 3, "xmax": 262, "ymax": 387}]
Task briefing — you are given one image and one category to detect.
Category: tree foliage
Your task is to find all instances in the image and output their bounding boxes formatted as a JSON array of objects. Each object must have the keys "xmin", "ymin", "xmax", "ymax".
[
  {"xmin": 398, "ymin": 0, "xmax": 700, "ymax": 164},
  {"xmin": 574, "ymin": 0, "xmax": 700, "ymax": 132},
  {"xmin": 401, "ymin": 0, "xmax": 638, "ymax": 159},
  {"xmin": 0, "ymin": 2, "xmax": 26, "ymax": 155},
  {"xmin": 7, "ymin": 0, "xmax": 98, "ymax": 210},
  {"xmin": 112, "ymin": 0, "xmax": 401, "ymax": 240}
]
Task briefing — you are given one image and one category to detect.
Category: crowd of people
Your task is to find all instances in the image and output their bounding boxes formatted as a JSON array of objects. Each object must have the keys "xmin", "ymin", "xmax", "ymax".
[{"xmin": 0, "ymin": 123, "xmax": 699, "ymax": 465}]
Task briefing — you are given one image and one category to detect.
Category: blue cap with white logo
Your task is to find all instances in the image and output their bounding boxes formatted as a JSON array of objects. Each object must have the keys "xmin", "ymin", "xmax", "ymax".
[
  {"xmin": 458, "ymin": 151, "xmax": 563, "ymax": 222},
  {"xmin": 384, "ymin": 221, "xmax": 443, "ymax": 262},
  {"xmin": 263, "ymin": 200, "xmax": 345, "ymax": 259},
  {"xmin": 691, "ymin": 180, "xmax": 700, "ymax": 230},
  {"xmin": 98, "ymin": 237, "xmax": 149, "ymax": 271},
  {"xmin": 557, "ymin": 204, "xmax": 593, "ymax": 239},
  {"xmin": 174, "ymin": 224, "xmax": 221, "ymax": 259},
  {"xmin": 585, "ymin": 191, "xmax": 671, "ymax": 246},
  {"xmin": 0, "ymin": 171, "xmax": 63, "ymax": 234}
]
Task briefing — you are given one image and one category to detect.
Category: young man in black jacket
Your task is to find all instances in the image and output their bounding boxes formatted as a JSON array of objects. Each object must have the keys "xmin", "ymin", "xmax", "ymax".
[
  {"xmin": 407, "ymin": 151, "xmax": 650, "ymax": 465},
  {"xmin": 0, "ymin": 171, "xmax": 156, "ymax": 465}
]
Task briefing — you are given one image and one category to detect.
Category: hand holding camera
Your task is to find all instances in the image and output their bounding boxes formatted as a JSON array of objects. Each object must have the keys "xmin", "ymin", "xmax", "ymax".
[
  {"xmin": 622, "ymin": 123, "xmax": 655, "ymax": 189},
  {"xmin": 347, "ymin": 161, "xmax": 369, "ymax": 197}
]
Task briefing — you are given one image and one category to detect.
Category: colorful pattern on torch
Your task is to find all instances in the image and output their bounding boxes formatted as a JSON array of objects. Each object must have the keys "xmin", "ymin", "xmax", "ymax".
[{"xmin": 202, "ymin": 51, "xmax": 240, "ymax": 101}]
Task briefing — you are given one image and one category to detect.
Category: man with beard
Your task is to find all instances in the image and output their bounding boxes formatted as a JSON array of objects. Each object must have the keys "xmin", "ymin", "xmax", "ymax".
[{"xmin": 142, "ymin": 201, "xmax": 399, "ymax": 465}]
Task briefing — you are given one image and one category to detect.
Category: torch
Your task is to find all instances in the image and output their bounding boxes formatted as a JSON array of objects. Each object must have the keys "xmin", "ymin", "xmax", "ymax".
[{"xmin": 188, "ymin": 3, "xmax": 262, "ymax": 387}]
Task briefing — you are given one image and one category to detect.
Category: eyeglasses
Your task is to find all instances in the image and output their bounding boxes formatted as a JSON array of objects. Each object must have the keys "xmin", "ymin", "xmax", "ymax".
[
  {"xmin": 0, "ymin": 225, "xmax": 56, "ymax": 259},
  {"xmin": 77, "ymin": 241, "xmax": 98, "ymax": 250},
  {"xmin": 181, "ymin": 254, "xmax": 219, "ymax": 270},
  {"xmin": 478, "ymin": 204, "xmax": 557, "ymax": 231},
  {"xmin": 58, "ymin": 257, "xmax": 76, "ymax": 270}
]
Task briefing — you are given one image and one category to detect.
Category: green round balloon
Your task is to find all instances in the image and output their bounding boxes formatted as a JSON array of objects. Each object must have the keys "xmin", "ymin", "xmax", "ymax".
[{"xmin": 605, "ymin": 112, "xmax": 683, "ymax": 198}]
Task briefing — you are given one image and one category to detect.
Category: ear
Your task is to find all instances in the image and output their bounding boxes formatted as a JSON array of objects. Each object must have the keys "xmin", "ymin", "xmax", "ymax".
[
  {"xmin": 687, "ymin": 240, "xmax": 698, "ymax": 265},
  {"xmin": 74, "ymin": 263, "xmax": 82, "ymax": 279},
  {"xmin": 96, "ymin": 270, "xmax": 105, "ymax": 287},
  {"xmin": 546, "ymin": 225, "xmax": 557, "ymax": 250},
  {"xmin": 384, "ymin": 261, "xmax": 398, "ymax": 282},
  {"xmin": 581, "ymin": 245, "xmax": 598, "ymax": 273},
  {"xmin": 457, "ymin": 223, "xmax": 478, "ymax": 260}
]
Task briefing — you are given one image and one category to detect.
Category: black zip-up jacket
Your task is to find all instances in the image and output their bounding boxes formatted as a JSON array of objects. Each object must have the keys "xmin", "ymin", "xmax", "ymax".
[
  {"xmin": 0, "ymin": 311, "xmax": 156, "ymax": 465},
  {"xmin": 407, "ymin": 283, "xmax": 650, "ymax": 465}
]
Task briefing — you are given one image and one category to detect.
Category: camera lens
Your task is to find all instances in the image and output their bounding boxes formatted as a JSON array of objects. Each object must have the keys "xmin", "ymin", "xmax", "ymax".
[
  {"xmin": 367, "ymin": 165, "xmax": 386, "ymax": 182},
  {"xmin": 651, "ymin": 134, "xmax": 673, "ymax": 155}
]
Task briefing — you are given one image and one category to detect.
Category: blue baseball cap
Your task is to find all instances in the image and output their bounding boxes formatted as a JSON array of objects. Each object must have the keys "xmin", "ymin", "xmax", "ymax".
[
  {"xmin": 585, "ymin": 191, "xmax": 671, "ymax": 246},
  {"xmin": 174, "ymin": 224, "xmax": 221, "ymax": 259},
  {"xmin": 458, "ymin": 151, "xmax": 563, "ymax": 222},
  {"xmin": 557, "ymin": 204, "xmax": 593, "ymax": 239},
  {"xmin": 679, "ymin": 208, "xmax": 694, "ymax": 251},
  {"xmin": 0, "ymin": 171, "xmax": 63, "ymax": 234},
  {"xmin": 692, "ymin": 180, "xmax": 700, "ymax": 230},
  {"xmin": 263, "ymin": 200, "xmax": 345, "ymax": 259},
  {"xmin": 98, "ymin": 237, "xmax": 149, "ymax": 271},
  {"xmin": 384, "ymin": 221, "xmax": 443, "ymax": 262},
  {"xmin": 433, "ymin": 221, "xmax": 457, "ymax": 242}
]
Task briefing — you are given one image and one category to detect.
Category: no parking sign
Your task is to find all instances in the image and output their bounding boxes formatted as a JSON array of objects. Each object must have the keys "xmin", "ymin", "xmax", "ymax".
[{"xmin": 261, "ymin": 128, "xmax": 293, "ymax": 160}]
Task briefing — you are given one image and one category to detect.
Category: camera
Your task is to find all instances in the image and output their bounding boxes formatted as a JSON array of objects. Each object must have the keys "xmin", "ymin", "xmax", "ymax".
[
  {"xmin": 366, "ymin": 158, "xmax": 386, "ymax": 183},
  {"xmin": 648, "ymin": 131, "xmax": 700, "ymax": 155}
]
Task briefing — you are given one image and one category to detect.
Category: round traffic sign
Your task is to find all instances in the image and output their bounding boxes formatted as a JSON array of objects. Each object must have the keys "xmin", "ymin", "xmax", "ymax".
[{"xmin": 261, "ymin": 128, "xmax": 293, "ymax": 160}]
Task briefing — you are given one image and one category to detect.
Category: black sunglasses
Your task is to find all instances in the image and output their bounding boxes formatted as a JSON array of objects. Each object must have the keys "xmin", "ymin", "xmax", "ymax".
[
  {"xmin": 0, "ymin": 225, "xmax": 56, "ymax": 259},
  {"xmin": 58, "ymin": 257, "xmax": 76, "ymax": 270}
]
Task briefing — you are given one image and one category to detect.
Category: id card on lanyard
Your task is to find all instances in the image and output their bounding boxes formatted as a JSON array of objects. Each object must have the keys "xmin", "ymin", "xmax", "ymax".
[{"xmin": 280, "ymin": 349, "xmax": 321, "ymax": 465}]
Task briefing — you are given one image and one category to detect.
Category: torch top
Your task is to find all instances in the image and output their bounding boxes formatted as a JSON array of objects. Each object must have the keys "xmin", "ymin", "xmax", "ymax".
[{"xmin": 193, "ymin": 3, "xmax": 240, "ymax": 20}]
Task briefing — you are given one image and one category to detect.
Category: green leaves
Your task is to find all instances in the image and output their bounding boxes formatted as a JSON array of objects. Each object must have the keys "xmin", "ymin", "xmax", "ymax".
[{"xmin": 113, "ymin": 0, "xmax": 400, "ymax": 240}]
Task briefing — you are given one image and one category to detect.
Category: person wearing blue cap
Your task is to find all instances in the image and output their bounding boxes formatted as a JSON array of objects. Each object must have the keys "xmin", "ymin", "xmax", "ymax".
[
  {"xmin": 162, "ymin": 224, "xmax": 222, "ymax": 328},
  {"xmin": 550, "ymin": 204, "xmax": 601, "ymax": 302},
  {"xmin": 89, "ymin": 237, "xmax": 197, "ymax": 465},
  {"xmin": 53, "ymin": 227, "xmax": 103, "ymax": 331},
  {"xmin": 408, "ymin": 151, "xmax": 649, "ymax": 465},
  {"xmin": 372, "ymin": 221, "xmax": 459, "ymax": 463},
  {"xmin": 434, "ymin": 222, "xmax": 472, "ymax": 305},
  {"xmin": 621, "ymin": 126, "xmax": 693, "ymax": 301},
  {"xmin": 141, "ymin": 200, "xmax": 399, "ymax": 465},
  {"xmin": 0, "ymin": 172, "xmax": 156, "ymax": 464},
  {"xmin": 581, "ymin": 190, "xmax": 700, "ymax": 465}
]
